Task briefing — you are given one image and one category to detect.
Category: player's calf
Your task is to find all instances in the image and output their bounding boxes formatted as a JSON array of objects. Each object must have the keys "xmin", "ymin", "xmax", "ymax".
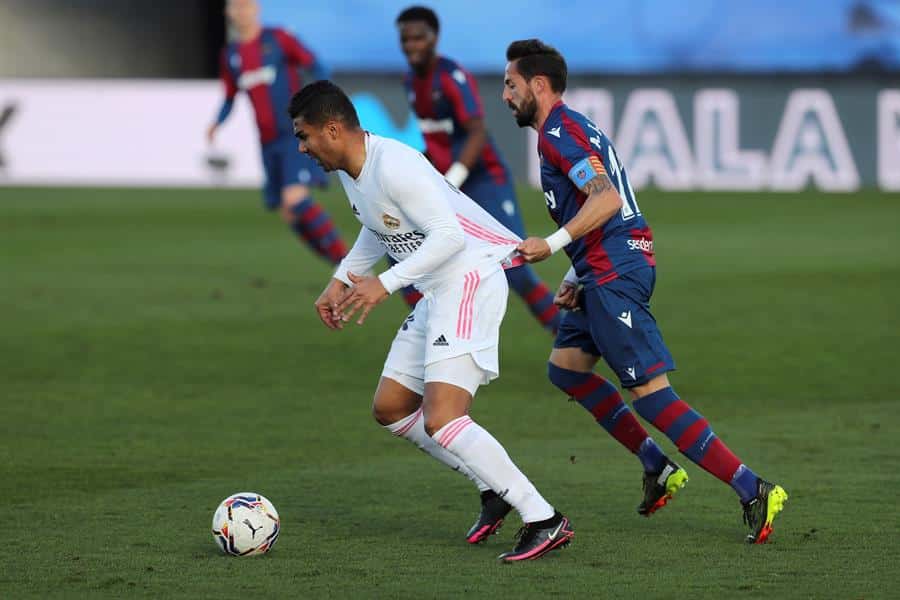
[{"xmin": 547, "ymin": 362, "xmax": 667, "ymax": 473}]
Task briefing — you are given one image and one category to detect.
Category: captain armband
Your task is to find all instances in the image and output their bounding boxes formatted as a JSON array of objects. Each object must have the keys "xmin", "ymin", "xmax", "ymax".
[{"xmin": 567, "ymin": 155, "xmax": 607, "ymax": 190}]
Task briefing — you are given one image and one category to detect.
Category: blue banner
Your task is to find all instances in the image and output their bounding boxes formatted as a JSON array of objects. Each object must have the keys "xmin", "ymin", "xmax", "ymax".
[{"xmin": 261, "ymin": 0, "xmax": 900, "ymax": 73}]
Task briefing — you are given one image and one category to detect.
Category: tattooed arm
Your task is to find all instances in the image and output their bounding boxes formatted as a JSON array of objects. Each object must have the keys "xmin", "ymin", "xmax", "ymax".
[
  {"xmin": 516, "ymin": 173, "xmax": 623, "ymax": 263},
  {"xmin": 557, "ymin": 173, "xmax": 623, "ymax": 241}
]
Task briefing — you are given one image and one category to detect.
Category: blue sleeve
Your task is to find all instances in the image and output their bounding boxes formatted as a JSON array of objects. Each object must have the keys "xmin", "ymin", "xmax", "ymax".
[
  {"xmin": 439, "ymin": 67, "xmax": 483, "ymax": 123},
  {"xmin": 215, "ymin": 98, "xmax": 234, "ymax": 125},
  {"xmin": 553, "ymin": 117, "xmax": 608, "ymax": 186}
]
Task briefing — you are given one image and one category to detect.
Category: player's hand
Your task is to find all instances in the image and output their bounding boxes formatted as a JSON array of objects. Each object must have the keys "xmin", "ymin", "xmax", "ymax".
[
  {"xmin": 206, "ymin": 123, "xmax": 218, "ymax": 144},
  {"xmin": 314, "ymin": 278, "xmax": 349, "ymax": 330},
  {"xmin": 553, "ymin": 281, "xmax": 580, "ymax": 310},
  {"xmin": 516, "ymin": 237, "xmax": 552, "ymax": 263},
  {"xmin": 336, "ymin": 272, "xmax": 389, "ymax": 325}
]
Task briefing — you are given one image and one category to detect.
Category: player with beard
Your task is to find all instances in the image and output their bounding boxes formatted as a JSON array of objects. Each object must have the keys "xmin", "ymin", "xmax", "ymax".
[
  {"xmin": 502, "ymin": 39, "xmax": 788, "ymax": 543},
  {"xmin": 395, "ymin": 6, "xmax": 561, "ymax": 334}
]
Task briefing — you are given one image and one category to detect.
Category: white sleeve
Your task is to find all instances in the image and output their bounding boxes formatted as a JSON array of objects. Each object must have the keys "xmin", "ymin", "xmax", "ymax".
[
  {"xmin": 562, "ymin": 266, "xmax": 578, "ymax": 285},
  {"xmin": 376, "ymin": 154, "xmax": 465, "ymax": 294},
  {"xmin": 333, "ymin": 226, "xmax": 385, "ymax": 286}
]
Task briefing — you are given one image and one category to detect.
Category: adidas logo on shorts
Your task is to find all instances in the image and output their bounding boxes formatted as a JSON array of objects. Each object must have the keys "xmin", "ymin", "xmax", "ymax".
[{"xmin": 432, "ymin": 334, "xmax": 449, "ymax": 347}]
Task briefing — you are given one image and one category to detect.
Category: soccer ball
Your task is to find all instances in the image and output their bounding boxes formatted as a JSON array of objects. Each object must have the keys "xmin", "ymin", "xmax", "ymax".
[{"xmin": 211, "ymin": 492, "xmax": 280, "ymax": 556}]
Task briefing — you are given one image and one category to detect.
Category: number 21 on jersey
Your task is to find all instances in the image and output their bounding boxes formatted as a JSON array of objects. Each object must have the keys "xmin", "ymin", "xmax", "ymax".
[{"xmin": 606, "ymin": 146, "xmax": 641, "ymax": 220}]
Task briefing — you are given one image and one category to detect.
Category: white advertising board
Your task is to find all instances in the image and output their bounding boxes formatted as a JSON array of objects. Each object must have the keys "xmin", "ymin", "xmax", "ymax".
[{"xmin": 0, "ymin": 80, "xmax": 263, "ymax": 187}]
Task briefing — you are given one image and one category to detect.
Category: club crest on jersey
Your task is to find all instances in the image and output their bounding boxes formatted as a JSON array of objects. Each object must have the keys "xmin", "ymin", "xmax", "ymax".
[{"xmin": 382, "ymin": 213, "xmax": 401, "ymax": 230}]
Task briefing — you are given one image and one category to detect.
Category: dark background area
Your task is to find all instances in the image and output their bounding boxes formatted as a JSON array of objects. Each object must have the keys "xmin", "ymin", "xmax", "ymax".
[{"xmin": 0, "ymin": 0, "xmax": 225, "ymax": 78}]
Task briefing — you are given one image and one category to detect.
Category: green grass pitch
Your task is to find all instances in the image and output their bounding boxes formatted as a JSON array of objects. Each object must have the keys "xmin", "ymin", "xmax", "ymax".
[{"xmin": 1, "ymin": 185, "xmax": 899, "ymax": 598}]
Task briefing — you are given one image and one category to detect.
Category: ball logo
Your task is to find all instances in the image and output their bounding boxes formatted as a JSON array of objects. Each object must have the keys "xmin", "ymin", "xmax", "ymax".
[{"xmin": 382, "ymin": 213, "xmax": 401, "ymax": 230}]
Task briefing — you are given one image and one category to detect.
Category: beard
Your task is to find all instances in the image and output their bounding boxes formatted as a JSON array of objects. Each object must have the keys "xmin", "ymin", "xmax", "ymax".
[{"xmin": 510, "ymin": 93, "xmax": 537, "ymax": 127}]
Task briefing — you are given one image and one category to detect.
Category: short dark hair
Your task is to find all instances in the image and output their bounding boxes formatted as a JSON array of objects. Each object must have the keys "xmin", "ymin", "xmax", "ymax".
[
  {"xmin": 396, "ymin": 5, "xmax": 439, "ymax": 33},
  {"xmin": 506, "ymin": 39, "xmax": 567, "ymax": 93},
  {"xmin": 287, "ymin": 80, "xmax": 360, "ymax": 127}
]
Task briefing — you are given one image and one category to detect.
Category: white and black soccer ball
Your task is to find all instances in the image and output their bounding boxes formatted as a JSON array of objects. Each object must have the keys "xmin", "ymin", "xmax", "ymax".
[{"xmin": 211, "ymin": 492, "xmax": 280, "ymax": 556}]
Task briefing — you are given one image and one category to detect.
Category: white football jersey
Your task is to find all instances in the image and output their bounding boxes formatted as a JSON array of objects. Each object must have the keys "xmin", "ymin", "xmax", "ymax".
[{"xmin": 334, "ymin": 134, "xmax": 522, "ymax": 294}]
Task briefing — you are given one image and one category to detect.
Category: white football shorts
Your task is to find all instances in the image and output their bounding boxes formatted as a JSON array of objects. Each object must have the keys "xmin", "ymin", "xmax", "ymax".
[{"xmin": 381, "ymin": 265, "xmax": 508, "ymax": 396}]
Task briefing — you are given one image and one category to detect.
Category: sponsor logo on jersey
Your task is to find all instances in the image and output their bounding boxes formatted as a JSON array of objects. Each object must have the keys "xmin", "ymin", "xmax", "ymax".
[
  {"xmin": 433, "ymin": 334, "xmax": 449, "ymax": 346},
  {"xmin": 627, "ymin": 237, "xmax": 654, "ymax": 252},
  {"xmin": 237, "ymin": 65, "xmax": 276, "ymax": 90},
  {"xmin": 382, "ymin": 213, "xmax": 401, "ymax": 229},
  {"xmin": 369, "ymin": 228, "xmax": 426, "ymax": 254},
  {"xmin": 418, "ymin": 117, "xmax": 454, "ymax": 134}
]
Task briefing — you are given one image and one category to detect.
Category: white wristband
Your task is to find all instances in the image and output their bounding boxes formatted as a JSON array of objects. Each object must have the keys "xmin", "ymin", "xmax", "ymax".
[
  {"xmin": 378, "ymin": 269, "xmax": 402, "ymax": 295},
  {"xmin": 445, "ymin": 162, "xmax": 469, "ymax": 188},
  {"xmin": 545, "ymin": 227, "xmax": 572, "ymax": 255}
]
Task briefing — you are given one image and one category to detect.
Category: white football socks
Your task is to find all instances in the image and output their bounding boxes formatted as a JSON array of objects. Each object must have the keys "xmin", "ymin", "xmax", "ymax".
[
  {"xmin": 432, "ymin": 415, "xmax": 555, "ymax": 523},
  {"xmin": 385, "ymin": 408, "xmax": 491, "ymax": 492}
]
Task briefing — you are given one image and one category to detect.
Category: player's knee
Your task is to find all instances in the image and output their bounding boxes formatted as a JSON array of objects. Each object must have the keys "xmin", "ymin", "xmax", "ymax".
[
  {"xmin": 371, "ymin": 401, "xmax": 397, "ymax": 426},
  {"xmin": 423, "ymin": 414, "xmax": 447, "ymax": 438},
  {"xmin": 628, "ymin": 374, "xmax": 671, "ymax": 400},
  {"xmin": 280, "ymin": 187, "xmax": 310, "ymax": 222},
  {"xmin": 547, "ymin": 361, "xmax": 576, "ymax": 390},
  {"xmin": 278, "ymin": 203, "xmax": 294, "ymax": 224}
]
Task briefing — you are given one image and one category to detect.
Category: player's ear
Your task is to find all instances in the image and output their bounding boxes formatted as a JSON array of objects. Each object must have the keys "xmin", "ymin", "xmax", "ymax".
[{"xmin": 326, "ymin": 120, "xmax": 340, "ymax": 140}]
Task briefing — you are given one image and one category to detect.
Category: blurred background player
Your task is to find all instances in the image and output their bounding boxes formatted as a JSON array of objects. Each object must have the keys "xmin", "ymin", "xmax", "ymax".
[
  {"xmin": 395, "ymin": 6, "xmax": 560, "ymax": 334},
  {"xmin": 207, "ymin": 0, "xmax": 347, "ymax": 265},
  {"xmin": 504, "ymin": 39, "xmax": 788, "ymax": 544}
]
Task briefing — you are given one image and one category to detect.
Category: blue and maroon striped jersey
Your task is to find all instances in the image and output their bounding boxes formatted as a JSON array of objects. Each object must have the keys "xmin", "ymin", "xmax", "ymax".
[
  {"xmin": 216, "ymin": 27, "xmax": 326, "ymax": 144},
  {"xmin": 404, "ymin": 56, "xmax": 509, "ymax": 185},
  {"xmin": 538, "ymin": 101, "xmax": 655, "ymax": 289}
]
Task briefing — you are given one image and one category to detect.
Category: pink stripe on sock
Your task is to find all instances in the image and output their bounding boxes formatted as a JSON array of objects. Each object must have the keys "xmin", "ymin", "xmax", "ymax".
[
  {"xmin": 393, "ymin": 407, "xmax": 423, "ymax": 437},
  {"xmin": 438, "ymin": 417, "xmax": 471, "ymax": 447},
  {"xmin": 438, "ymin": 416, "xmax": 473, "ymax": 448},
  {"xmin": 441, "ymin": 417, "xmax": 473, "ymax": 448},
  {"xmin": 437, "ymin": 417, "xmax": 470, "ymax": 447}
]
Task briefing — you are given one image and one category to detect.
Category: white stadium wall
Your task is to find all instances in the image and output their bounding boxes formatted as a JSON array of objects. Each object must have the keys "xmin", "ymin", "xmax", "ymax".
[
  {"xmin": 0, "ymin": 78, "xmax": 898, "ymax": 190},
  {"xmin": 0, "ymin": 80, "xmax": 262, "ymax": 187}
]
